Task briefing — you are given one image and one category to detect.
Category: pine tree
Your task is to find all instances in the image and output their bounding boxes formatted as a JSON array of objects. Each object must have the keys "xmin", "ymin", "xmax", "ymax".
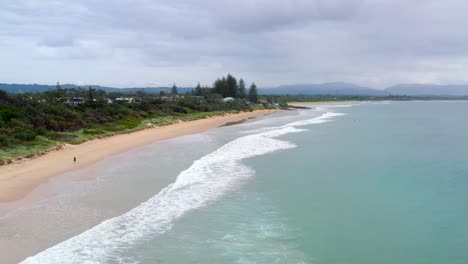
[
  {"xmin": 171, "ymin": 83, "xmax": 178, "ymax": 95},
  {"xmin": 213, "ymin": 77, "xmax": 228, "ymax": 97},
  {"xmin": 88, "ymin": 86, "xmax": 95, "ymax": 101},
  {"xmin": 54, "ymin": 81, "xmax": 64, "ymax": 101},
  {"xmin": 225, "ymin": 74, "xmax": 237, "ymax": 98},
  {"xmin": 248, "ymin": 83, "xmax": 258, "ymax": 103},
  {"xmin": 238, "ymin": 78, "xmax": 246, "ymax": 99},
  {"xmin": 195, "ymin": 82, "xmax": 203, "ymax": 96},
  {"xmin": 213, "ymin": 78, "xmax": 222, "ymax": 95}
]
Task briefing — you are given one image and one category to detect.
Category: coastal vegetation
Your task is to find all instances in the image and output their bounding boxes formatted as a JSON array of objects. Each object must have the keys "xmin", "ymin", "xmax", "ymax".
[
  {"xmin": 4, "ymin": 75, "xmax": 457, "ymax": 165},
  {"xmin": 0, "ymin": 75, "xmax": 271, "ymax": 164}
]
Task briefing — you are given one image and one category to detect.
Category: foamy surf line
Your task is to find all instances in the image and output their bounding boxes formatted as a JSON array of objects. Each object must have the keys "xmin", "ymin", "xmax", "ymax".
[
  {"xmin": 242, "ymin": 111, "xmax": 346, "ymax": 134},
  {"xmin": 21, "ymin": 112, "xmax": 346, "ymax": 264}
]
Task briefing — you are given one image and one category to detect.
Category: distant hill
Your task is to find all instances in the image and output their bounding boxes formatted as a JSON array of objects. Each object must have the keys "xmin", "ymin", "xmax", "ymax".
[
  {"xmin": 0, "ymin": 83, "xmax": 193, "ymax": 94},
  {"xmin": 3, "ymin": 82, "xmax": 468, "ymax": 97},
  {"xmin": 0, "ymin": 83, "xmax": 55, "ymax": 93},
  {"xmin": 385, "ymin": 84, "xmax": 468, "ymax": 96},
  {"xmin": 260, "ymin": 82, "xmax": 388, "ymax": 96}
]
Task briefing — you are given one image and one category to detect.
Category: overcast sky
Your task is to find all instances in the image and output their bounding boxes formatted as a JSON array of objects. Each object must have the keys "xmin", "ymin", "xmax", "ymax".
[{"xmin": 1, "ymin": 0, "xmax": 468, "ymax": 88}]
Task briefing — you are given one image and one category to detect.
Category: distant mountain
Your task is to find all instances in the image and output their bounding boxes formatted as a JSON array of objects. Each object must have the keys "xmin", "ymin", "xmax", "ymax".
[
  {"xmin": 0, "ymin": 83, "xmax": 55, "ymax": 93},
  {"xmin": 0, "ymin": 83, "xmax": 193, "ymax": 94},
  {"xmin": 260, "ymin": 82, "xmax": 388, "ymax": 96},
  {"xmin": 3, "ymin": 82, "xmax": 468, "ymax": 97},
  {"xmin": 385, "ymin": 84, "xmax": 468, "ymax": 96}
]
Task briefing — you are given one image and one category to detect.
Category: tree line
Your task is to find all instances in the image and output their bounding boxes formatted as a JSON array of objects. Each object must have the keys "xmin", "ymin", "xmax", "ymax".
[
  {"xmin": 0, "ymin": 75, "xmax": 264, "ymax": 151},
  {"xmin": 169, "ymin": 74, "xmax": 258, "ymax": 103}
]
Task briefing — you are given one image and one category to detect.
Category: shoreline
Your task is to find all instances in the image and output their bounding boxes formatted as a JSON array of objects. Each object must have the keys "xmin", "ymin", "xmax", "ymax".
[
  {"xmin": 0, "ymin": 109, "xmax": 277, "ymax": 203},
  {"xmin": 287, "ymin": 101, "xmax": 366, "ymax": 107}
]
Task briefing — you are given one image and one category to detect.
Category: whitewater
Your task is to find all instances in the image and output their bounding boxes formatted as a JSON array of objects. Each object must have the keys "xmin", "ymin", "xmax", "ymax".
[{"xmin": 21, "ymin": 111, "xmax": 345, "ymax": 264}]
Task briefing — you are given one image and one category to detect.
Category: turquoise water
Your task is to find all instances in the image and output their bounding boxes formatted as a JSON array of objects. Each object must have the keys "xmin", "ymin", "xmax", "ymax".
[{"xmin": 19, "ymin": 101, "xmax": 468, "ymax": 263}]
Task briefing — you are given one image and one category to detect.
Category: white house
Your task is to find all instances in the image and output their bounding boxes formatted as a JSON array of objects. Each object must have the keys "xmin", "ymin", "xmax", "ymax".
[{"xmin": 115, "ymin": 97, "xmax": 135, "ymax": 103}]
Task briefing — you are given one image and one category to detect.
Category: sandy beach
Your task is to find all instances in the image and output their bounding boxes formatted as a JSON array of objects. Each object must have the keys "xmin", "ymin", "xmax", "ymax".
[{"xmin": 0, "ymin": 109, "xmax": 276, "ymax": 203}]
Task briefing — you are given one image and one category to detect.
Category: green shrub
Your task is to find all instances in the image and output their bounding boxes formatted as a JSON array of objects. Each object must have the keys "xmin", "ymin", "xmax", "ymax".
[
  {"xmin": 46, "ymin": 132, "xmax": 81, "ymax": 142},
  {"xmin": 35, "ymin": 127, "xmax": 48, "ymax": 136},
  {"xmin": 119, "ymin": 118, "xmax": 141, "ymax": 129},
  {"xmin": 83, "ymin": 128, "xmax": 105, "ymax": 135},
  {"xmin": 15, "ymin": 129, "xmax": 36, "ymax": 141},
  {"xmin": 101, "ymin": 123, "xmax": 121, "ymax": 132},
  {"xmin": 0, "ymin": 134, "xmax": 11, "ymax": 147}
]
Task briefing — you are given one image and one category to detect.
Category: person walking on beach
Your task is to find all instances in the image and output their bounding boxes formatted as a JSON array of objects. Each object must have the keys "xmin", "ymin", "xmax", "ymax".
[{"xmin": 74, "ymin": 156, "xmax": 76, "ymax": 163}]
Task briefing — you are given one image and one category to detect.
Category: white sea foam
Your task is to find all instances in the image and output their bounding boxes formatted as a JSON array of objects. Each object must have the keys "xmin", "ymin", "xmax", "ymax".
[
  {"xmin": 283, "ymin": 112, "xmax": 346, "ymax": 127},
  {"xmin": 243, "ymin": 111, "xmax": 346, "ymax": 134},
  {"xmin": 21, "ymin": 112, "xmax": 344, "ymax": 264},
  {"xmin": 234, "ymin": 109, "xmax": 309, "ymax": 127}
]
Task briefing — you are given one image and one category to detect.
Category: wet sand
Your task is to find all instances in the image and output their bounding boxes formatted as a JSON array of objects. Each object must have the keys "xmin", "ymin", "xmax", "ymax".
[{"xmin": 0, "ymin": 110, "xmax": 277, "ymax": 203}]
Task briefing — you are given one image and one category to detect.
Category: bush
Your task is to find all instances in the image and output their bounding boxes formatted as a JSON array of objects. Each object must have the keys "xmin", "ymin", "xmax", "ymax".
[
  {"xmin": 46, "ymin": 132, "xmax": 78, "ymax": 142},
  {"xmin": 119, "ymin": 118, "xmax": 141, "ymax": 129},
  {"xmin": 83, "ymin": 128, "xmax": 105, "ymax": 135},
  {"xmin": 35, "ymin": 127, "xmax": 48, "ymax": 136},
  {"xmin": 15, "ymin": 129, "xmax": 37, "ymax": 141},
  {"xmin": 0, "ymin": 134, "xmax": 11, "ymax": 147}
]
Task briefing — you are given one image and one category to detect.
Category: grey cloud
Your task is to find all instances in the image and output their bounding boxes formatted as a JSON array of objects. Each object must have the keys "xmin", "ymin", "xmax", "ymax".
[
  {"xmin": 39, "ymin": 36, "xmax": 76, "ymax": 47},
  {"xmin": 216, "ymin": 0, "xmax": 360, "ymax": 33},
  {"xmin": 1, "ymin": 0, "xmax": 468, "ymax": 87}
]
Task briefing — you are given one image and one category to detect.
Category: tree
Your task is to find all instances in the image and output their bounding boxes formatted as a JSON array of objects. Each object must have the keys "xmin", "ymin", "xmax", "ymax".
[
  {"xmin": 0, "ymin": 89, "xmax": 9, "ymax": 102},
  {"xmin": 136, "ymin": 90, "xmax": 147, "ymax": 102},
  {"xmin": 225, "ymin": 74, "xmax": 237, "ymax": 98},
  {"xmin": 88, "ymin": 86, "xmax": 95, "ymax": 101},
  {"xmin": 213, "ymin": 78, "xmax": 227, "ymax": 97},
  {"xmin": 238, "ymin": 78, "xmax": 246, "ymax": 99},
  {"xmin": 248, "ymin": 83, "xmax": 258, "ymax": 103},
  {"xmin": 54, "ymin": 81, "xmax": 65, "ymax": 102},
  {"xmin": 195, "ymin": 82, "xmax": 203, "ymax": 96},
  {"xmin": 171, "ymin": 83, "xmax": 178, "ymax": 95}
]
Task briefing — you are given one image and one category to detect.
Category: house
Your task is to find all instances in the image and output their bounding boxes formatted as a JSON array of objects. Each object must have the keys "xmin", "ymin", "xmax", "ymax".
[
  {"xmin": 258, "ymin": 99, "xmax": 269, "ymax": 104},
  {"xmin": 67, "ymin": 97, "xmax": 85, "ymax": 105},
  {"xmin": 115, "ymin": 97, "xmax": 135, "ymax": 103},
  {"xmin": 223, "ymin": 97, "xmax": 235, "ymax": 102}
]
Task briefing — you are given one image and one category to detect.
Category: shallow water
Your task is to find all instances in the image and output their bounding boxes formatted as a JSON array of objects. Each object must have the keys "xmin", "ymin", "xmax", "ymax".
[{"xmin": 3, "ymin": 101, "xmax": 468, "ymax": 264}]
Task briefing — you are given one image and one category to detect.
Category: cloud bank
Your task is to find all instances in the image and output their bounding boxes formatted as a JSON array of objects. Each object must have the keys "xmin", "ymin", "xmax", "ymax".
[{"xmin": 1, "ymin": 0, "xmax": 468, "ymax": 88}]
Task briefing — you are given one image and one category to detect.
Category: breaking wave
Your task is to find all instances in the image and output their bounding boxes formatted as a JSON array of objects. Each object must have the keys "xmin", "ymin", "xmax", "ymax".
[{"xmin": 22, "ymin": 112, "xmax": 345, "ymax": 264}]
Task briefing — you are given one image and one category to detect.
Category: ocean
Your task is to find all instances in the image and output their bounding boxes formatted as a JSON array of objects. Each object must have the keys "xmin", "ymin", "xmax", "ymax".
[{"xmin": 3, "ymin": 101, "xmax": 468, "ymax": 263}]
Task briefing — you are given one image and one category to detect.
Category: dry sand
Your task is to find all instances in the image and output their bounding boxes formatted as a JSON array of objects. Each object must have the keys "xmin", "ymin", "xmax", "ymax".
[{"xmin": 0, "ymin": 110, "xmax": 277, "ymax": 203}]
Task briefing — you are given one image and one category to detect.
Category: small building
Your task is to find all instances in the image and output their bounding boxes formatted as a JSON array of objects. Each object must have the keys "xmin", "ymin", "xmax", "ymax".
[
  {"xmin": 67, "ymin": 97, "xmax": 85, "ymax": 105},
  {"xmin": 258, "ymin": 99, "xmax": 269, "ymax": 104},
  {"xmin": 115, "ymin": 97, "xmax": 135, "ymax": 103},
  {"xmin": 223, "ymin": 97, "xmax": 235, "ymax": 102}
]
